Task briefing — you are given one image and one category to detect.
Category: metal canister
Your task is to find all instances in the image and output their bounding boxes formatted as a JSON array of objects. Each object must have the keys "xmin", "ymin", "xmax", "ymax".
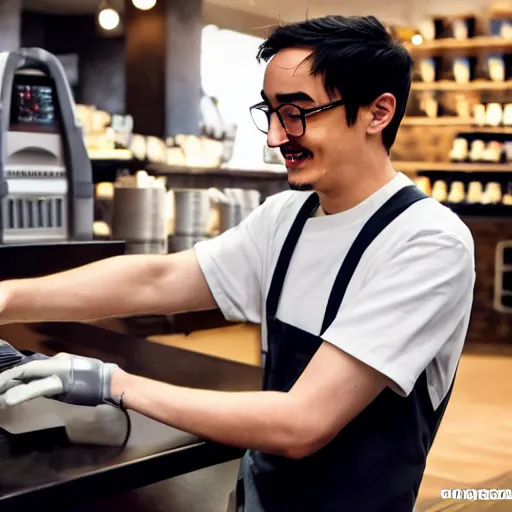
[
  {"xmin": 218, "ymin": 202, "xmax": 243, "ymax": 233},
  {"xmin": 173, "ymin": 189, "xmax": 210, "ymax": 236},
  {"xmin": 169, "ymin": 234, "xmax": 209, "ymax": 253},
  {"xmin": 112, "ymin": 186, "xmax": 168, "ymax": 254}
]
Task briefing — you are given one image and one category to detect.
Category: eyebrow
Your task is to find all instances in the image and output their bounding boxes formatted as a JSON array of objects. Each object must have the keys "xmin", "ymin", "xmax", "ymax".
[{"xmin": 260, "ymin": 90, "xmax": 314, "ymax": 104}]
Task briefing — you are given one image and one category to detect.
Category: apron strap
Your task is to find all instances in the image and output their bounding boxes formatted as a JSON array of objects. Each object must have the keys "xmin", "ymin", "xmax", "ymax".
[
  {"xmin": 266, "ymin": 192, "xmax": 320, "ymax": 318},
  {"xmin": 320, "ymin": 185, "xmax": 428, "ymax": 334}
]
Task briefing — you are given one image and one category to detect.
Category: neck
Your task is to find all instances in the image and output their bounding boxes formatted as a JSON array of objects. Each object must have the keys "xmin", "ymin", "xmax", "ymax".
[{"xmin": 315, "ymin": 151, "xmax": 397, "ymax": 215}]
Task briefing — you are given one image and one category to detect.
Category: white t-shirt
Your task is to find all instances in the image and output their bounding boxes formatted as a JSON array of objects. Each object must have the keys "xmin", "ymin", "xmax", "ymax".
[{"xmin": 194, "ymin": 172, "xmax": 475, "ymax": 410}]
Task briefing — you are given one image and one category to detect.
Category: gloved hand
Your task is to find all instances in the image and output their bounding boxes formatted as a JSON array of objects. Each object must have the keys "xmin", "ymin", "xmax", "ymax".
[{"xmin": 0, "ymin": 353, "xmax": 123, "ymax": 409}]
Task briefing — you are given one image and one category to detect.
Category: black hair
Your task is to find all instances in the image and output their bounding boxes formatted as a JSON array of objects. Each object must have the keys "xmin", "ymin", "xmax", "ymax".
[{"xmin": 256, "ymin": 15, "xmax": 413, "ymax": 151}]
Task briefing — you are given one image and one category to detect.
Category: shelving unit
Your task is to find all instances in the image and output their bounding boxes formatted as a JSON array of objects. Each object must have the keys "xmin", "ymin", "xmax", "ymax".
[
  {"xmin": 405, "ymin": 36, "xmax": 512, "ymax": 56},
  {"xmin": 146, "ymin": 163, "xmax": 287, "ymax": 181},
  {"xmin": 146, "ymin": 163, "xmax": 288, "ymax": 199},
  {"xmin": 401, "ymin": 117, "xmax": 512, "ymax": 132},
  {"xmin": 90, "ymin": 158, "xmax": 289, "ymax": 200},
  {"xmin": 394, "ymin": 161, "xmax": 512, "ymax": 173},
  {"xmin": 461, "ymin": 126, "xmax": 512, "ymax": 134},
  {"xmin": 401, "ymin": 117, "xmax": 474, "ymax": 126},
  {"xmin": 411, "ymin": 80, "xmax": 512, "ymax": 92},
  {"xmin": 442, "ymin": 203, "xmax": 512, "ymax": 218},
  {"xmin": 393, "ymin": 8, "xmax": 512, "ymax": 222}
]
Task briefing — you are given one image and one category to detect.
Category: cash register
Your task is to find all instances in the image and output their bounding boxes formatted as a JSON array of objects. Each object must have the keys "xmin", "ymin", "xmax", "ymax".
[{"xmin": 0, "ymin": 48, "xmax": 128, "ymax": 449}]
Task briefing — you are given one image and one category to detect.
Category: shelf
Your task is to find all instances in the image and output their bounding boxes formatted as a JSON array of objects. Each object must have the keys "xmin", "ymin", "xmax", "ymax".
[
  {"xmin": 443, "ymin": 203, "xmax": 512, "ymax": 217},
  {"xmin": 146, "ymin": 163, "xmax": 287, "ymax": 180},
  {"xmin": 401, "ymin": 117, "xmax": 512, "ymax": 133},
  {"xmin": 89, "ymin": 160, "xmax": 289, "ymax": 181},
  {"xmin": 411, "ymin": 80, "xmax": 512, "ymax": 92},
  {"xmin": 459, "ymin": 126, "xmax": 512, "ymax": 134},
  {"xmin": 406, "ymin": 36, "xmax": 512, "ymax": 56},
  {"xmin": 401, "ymin": 117, "xmax": 474, "ymax": 126},
  {"xmin": 394, "ymin": 161, "xmax": 512, "ymax": 172},
  {"xmin": 144, "ymin": 163, "xmax": 289, "ymax": 196}
]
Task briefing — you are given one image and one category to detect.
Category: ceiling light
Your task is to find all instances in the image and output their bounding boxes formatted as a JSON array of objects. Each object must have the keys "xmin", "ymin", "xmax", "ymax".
[
  {"xmin": 411, "ymin": 34, "xmax": 423, "ymax": 45},
  {"xmin": 98, "ymin": 7, "xmax": 120, "ymax": 30},
  {"xmin": 132, "ymin": 0, "xmax": 157, "ymax": 10}
]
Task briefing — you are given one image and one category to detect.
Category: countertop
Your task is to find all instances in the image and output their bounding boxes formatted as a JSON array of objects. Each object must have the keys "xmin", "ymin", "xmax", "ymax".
[{"xmin": 0, "ymin": 321, "xmax": 262, "ymax": 510}]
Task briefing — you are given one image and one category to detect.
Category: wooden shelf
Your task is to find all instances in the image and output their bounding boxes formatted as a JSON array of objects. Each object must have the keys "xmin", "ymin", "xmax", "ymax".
[
  {"xmin": 462, "ymin": 126, "xmax": 512, "ymax": 134},
  {"xmin": 411, "ymin": 80, "xmax": 512, "ymax": 92},
  {"xmin": 147, "ymin": 163, "xmax": 287, "ymax": 180},
  {"xmin": 445, "ymin": 202, "xmax": 512, "ymax": 218},
  {"xmin": 406, "ymin": 36, "xmax": 512, "ymax": 56},
  {"xmin": 401, "ymin": 117, "xmax": 512, "ymax": 133},
  {"xmin": 89, "ymin": 160, "xmax": 288, "ymax": 181},
  {"xmin": 144, "ymin": 163, "xmax": 289, "ymax": 197},
  {"xmin": 394, "ymin": 161, "xmax": 512, "ymax": 172},
  {"xmin": 401, "ymin": 117, "xmax": 474, "ymax": 126}
]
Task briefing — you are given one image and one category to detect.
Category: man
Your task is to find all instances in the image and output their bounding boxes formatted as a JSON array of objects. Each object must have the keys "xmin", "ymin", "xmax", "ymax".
[{"xmin": 0, "ymin": 15, "xmax": 474, "ymax": 512}]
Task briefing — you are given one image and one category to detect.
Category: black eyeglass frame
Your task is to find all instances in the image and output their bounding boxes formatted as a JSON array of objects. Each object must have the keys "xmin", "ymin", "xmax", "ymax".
[{"xmin": 249, "ymin": 98, "xmax": 346, "ymax": 137}]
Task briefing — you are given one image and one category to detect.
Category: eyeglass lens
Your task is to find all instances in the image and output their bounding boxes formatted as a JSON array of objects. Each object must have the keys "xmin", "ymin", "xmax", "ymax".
[{"xmin": 251, "ymin": 105, "xmax": 304, "ymax": 137}]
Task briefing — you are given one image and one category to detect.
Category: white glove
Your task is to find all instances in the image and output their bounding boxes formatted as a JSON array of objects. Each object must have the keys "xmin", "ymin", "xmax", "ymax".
[{"xmin": 0, "ymin": 353, "xmax": 122, "ymax": 409}]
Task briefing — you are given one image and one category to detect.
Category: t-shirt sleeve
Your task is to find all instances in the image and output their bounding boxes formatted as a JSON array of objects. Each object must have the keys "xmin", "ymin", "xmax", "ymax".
[
  {"xmin": 194, "ymin": 192, "xmax": 288, "ymax": 324},
  {"xmin": 321, "ymin": 230, "xmax": 475, "ymax": 398}
]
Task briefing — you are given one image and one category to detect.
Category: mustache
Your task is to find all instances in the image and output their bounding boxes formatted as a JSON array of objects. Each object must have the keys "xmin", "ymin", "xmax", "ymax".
[{"xmin": 280, "ymin": 142, "xmax": 309, "ymax": 153}]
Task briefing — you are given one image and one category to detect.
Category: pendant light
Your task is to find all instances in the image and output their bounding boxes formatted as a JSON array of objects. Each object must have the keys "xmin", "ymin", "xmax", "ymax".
[
  {"xmin": 132, "ymin": 0, "xmax": 157, "ymax": 10},
  {"xmin": 98, "ymin": 1, "xmax": 120, "ymax": 31}
]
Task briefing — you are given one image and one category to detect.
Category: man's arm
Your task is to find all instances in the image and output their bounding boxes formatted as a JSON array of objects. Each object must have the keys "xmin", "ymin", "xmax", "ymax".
[
  {"xmin": 0, "ymin": 191, "xmax": 282, "ymax": 326},
  {"xmin": 110, "ymin": 229, "xmax": 474, "ymax": 457},
  {"xmin": 0, "ymin": 342, "xmax": 388, "ymax": 459},
  {"xmin": 0, "ymin": 249, "xmax": 217, "ymax": 323},
  {"xmin": 0, "ymin": 228, "xmax": 474, "ymax": 460},
  {"xmin": 111, "ymin": 342, "xmax": 389, "ymax": 459}
]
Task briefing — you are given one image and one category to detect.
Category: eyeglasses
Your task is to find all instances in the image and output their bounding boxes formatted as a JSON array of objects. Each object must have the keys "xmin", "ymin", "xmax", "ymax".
[{"xmin": 249, "ymin": 99, "xmax": 345, "ymax": 138}]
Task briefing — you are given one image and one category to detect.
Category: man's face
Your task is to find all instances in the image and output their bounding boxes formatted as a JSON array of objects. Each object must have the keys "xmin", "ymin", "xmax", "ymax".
[{"xmin": 262, "ymin": 47, "xmax": 370, "ymax": 191}]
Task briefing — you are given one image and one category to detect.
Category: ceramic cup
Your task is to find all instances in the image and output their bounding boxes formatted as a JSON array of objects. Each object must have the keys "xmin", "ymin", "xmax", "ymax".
[
  {"xmin": 448, "ymin": 181, "xmax": 466, "ymax": 203},
  {"xmin": 432, "ymin": 180, "xmax": 448, "ymax": 202},
  {"xmin": 467, "ymin": 182, "xmax": 483, "ymax": 203}
]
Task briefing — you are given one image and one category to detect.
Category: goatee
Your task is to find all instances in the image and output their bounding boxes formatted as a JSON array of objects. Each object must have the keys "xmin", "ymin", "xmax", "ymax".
[{"xmin": 288, "ymin": 181, "xmax": 313, "ymax": 191}]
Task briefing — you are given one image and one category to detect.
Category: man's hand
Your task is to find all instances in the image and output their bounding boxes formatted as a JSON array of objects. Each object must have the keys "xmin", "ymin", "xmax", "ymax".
[{"xmin": 0, "ymin": 353, "xmax": 122, "ymax": 409}]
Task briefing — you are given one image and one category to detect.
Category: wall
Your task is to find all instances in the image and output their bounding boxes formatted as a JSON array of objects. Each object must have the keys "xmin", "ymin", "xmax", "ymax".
[
  {"xmin": 204, "ymin": 0, "xmax": 494, "ymax": 33},
  {"xmin": 465, "ymin": 218, "xmax": 512, "ymax": 346},
  {"xmin": 202, "ymin": 3, "xmax": 277, "ymax": 39},
  {"xmin": 0, "ymin": 0, "xmax": 21, "ymax": 51},
  {"xmin": 21, "ymin": 11, "xmax": 125, "ymax": 114}
]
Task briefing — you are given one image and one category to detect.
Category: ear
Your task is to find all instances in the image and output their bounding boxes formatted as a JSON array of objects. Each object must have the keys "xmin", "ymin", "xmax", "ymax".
[{"xmin": 367, "ymin": 93, "xmax": 396, "ymax": 135}]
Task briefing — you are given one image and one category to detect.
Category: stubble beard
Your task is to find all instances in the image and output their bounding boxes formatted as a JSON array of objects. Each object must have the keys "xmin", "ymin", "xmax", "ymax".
[{"xmin": 288, "ymin": 180, "xmax": 314, "ymax": 191}]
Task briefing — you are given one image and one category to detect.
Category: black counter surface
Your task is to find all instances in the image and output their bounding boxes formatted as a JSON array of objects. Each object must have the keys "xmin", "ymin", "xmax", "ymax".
[{"xmin": 0, "ymin": 321, "xmax": 262, "ymax": 511}]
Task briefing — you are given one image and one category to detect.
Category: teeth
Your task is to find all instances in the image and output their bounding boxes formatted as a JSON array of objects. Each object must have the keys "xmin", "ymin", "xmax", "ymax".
[{"xmin": 285, "ymin": 152, "xmax": 309, "ymax": 161}]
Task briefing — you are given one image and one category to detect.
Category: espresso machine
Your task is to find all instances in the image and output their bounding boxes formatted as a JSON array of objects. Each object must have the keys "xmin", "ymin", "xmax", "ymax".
[
  {"xmin": 0, "ymin": 49, "xmax": 128, "ymax": 449},
  {"xmin": 0, "ymin": 47, "xmax": 94, "ymax": 245}
]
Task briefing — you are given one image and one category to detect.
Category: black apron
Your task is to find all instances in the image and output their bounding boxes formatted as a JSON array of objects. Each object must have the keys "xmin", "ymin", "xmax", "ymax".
[{"xmin": 236, "ymin": 185, "xmax": 456, "ymax": 512}]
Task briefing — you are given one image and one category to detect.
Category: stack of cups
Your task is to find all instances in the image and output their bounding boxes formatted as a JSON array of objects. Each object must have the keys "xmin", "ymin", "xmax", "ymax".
[
  {"xmin": 217, "ymin": 189, "xmax": 261, "ymax": 233},
  {"xmin": 170, "ymin": 189, "xmax": 211, "ymax": 252},
  {"xmin": 112, "ymin": 171, "xmax": 168, "ymax": 255}
]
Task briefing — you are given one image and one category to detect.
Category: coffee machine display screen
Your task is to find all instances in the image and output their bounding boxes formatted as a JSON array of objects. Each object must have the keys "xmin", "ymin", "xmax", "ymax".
[{"xmin": 9, "ymin": 76, "xmax": 59, "ymax": 133}]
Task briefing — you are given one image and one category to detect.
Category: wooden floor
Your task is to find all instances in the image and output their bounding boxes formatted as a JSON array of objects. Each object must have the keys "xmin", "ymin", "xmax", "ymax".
[
  {"xmin": 416, "ymin": 349, "xmax": 512, "ymax": 511},
  {"xmin": 149, "ymin": 326, "xmax": 512, "ymax": 511}
]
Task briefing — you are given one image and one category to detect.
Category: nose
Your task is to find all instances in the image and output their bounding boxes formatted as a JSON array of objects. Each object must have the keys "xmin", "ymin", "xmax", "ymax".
[{"xmin": 266, "ymin": 113, "xmax": 289, "ymax": 148}]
